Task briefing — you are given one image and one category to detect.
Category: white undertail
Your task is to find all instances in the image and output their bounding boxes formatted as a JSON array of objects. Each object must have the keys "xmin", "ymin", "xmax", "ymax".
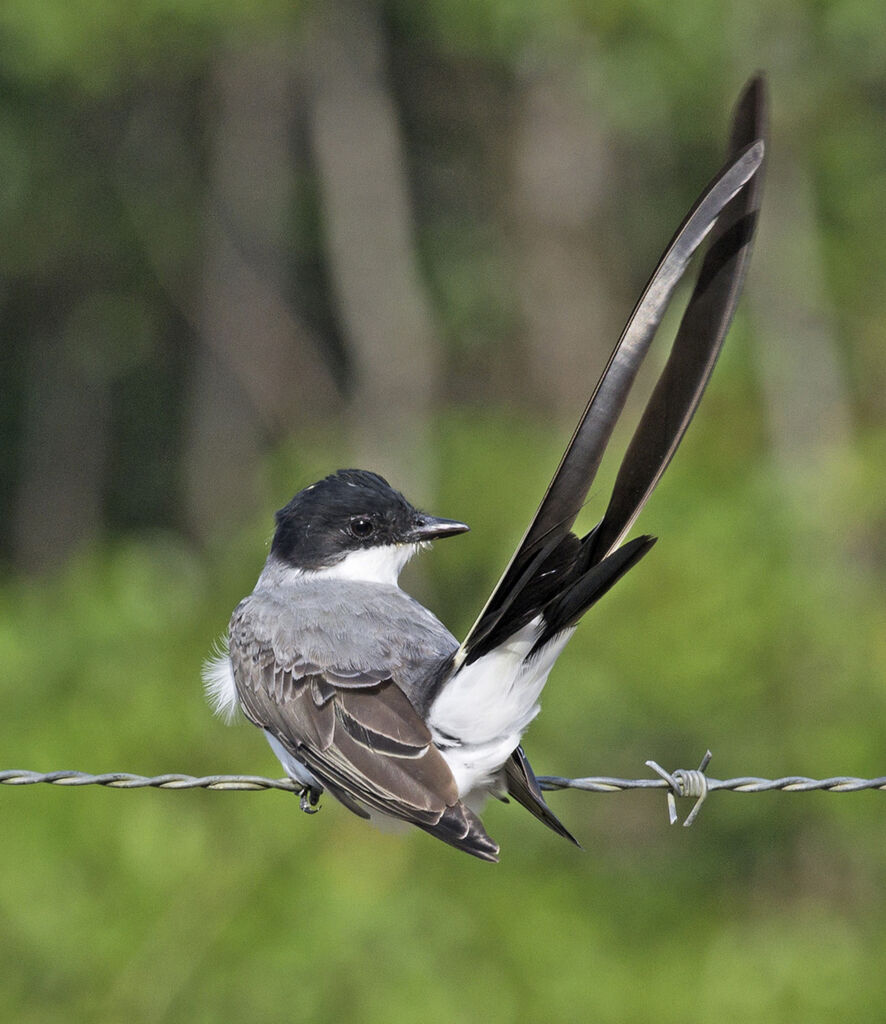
[{"xmin": 429, "ymin": 618, "xmax": 576, "ymax": 797}]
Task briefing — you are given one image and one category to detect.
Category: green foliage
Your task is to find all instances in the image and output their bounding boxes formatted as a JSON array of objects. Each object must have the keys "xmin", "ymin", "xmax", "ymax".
[
  {"xmin": 0, "ymin": 0, "xmax": 306, "ymax": 94},
  {"xmin": 2, "ymin": 411, "xmax": 886, "ymax": 1022},
  {"xmin": 1, "ymin": 0, "xmax": 885, "ymax": 1019}
]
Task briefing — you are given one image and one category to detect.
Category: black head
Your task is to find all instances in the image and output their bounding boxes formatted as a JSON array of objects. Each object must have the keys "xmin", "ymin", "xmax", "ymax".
[{"xmin": 270, "ymin": 469, "xmax": 469, "ymax": 572}]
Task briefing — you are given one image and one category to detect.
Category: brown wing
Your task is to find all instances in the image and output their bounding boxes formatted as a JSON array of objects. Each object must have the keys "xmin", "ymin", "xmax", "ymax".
[{"xmin": 229, "ymin": 628, "xmax": 499, "ymax": 862}]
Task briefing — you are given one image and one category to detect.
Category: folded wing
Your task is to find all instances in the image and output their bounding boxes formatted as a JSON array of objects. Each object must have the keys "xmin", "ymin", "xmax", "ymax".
[{"xmin": 230, "ymin": 590, "xmax": 500, "ymax": 862}]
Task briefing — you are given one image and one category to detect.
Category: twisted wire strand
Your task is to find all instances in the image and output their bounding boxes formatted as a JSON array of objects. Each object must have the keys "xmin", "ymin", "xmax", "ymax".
[
  {"xmin": 3, "ymin": 769, "xmax": 886, "ymax": 794},
  {"xmin": 0, "ymin": 770, "xmax": 301, "ymax": 792},
  {"xmin": 539, "ymin": 774, "xmax": 886, "ymax": 795}
]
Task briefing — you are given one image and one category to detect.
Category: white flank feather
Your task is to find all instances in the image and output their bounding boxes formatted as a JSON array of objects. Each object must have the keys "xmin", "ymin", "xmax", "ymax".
[{"xmin": 202, "ymin": 638, "xmax": 240, "ymax": 723}]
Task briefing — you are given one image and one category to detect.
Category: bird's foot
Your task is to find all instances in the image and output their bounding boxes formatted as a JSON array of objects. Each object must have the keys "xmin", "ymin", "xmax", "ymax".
[{"xmin": 299, "ymin": 786, "xmax": 321, "ymax": 814}]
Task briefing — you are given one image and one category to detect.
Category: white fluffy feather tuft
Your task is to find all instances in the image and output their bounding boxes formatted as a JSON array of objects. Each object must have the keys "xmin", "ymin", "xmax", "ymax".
[{"xmin": 202, "ymin": 638, "xmax": 240, "ymax": 723}]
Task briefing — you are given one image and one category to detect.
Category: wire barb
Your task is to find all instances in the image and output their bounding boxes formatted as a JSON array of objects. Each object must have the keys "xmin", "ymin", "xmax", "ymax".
[{"xmin": 645, "ymin": 750, "xmax": 712, "ymax": 826}]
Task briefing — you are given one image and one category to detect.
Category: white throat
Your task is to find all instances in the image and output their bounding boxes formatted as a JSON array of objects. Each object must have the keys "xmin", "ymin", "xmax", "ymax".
[{"xmin": 280, "ymin": 543, "xmax": 423, "ymax": 587}]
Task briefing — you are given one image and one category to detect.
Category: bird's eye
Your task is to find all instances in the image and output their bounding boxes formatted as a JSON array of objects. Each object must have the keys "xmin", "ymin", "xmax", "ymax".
[{"xmin": 349, "ymin": 516, "xmax": 375, "ymax": 539}]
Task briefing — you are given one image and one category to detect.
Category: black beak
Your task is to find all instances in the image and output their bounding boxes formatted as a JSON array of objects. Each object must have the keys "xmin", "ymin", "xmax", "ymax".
[{"xmin": 408, "ymin": 514, "xmax": 470, "ymax": 542}]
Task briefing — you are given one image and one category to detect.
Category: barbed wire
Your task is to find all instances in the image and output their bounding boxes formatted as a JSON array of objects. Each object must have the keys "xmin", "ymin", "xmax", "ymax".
[{"xmin": 4, "ymin": 751, "xmax": 886, "ymax": 826}]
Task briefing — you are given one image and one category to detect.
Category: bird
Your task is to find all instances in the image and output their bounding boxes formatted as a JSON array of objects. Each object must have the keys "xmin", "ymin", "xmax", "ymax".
[{"xmin": 204, "ymin": 77, "xmax": 766, "ymax": 862}]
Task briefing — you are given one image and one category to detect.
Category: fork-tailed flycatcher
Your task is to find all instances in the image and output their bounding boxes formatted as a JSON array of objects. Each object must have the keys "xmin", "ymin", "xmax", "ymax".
[{"xmin": 204, "ymin": 76, "xmax": 766, "ymax": 861}]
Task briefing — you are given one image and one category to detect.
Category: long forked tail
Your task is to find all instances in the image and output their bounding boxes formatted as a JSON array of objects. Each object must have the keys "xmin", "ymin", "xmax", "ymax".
[
  {"xmin": 458, "ymin": 75, "xmax": 767, "ymax": 671},
  {"xmin": 446, "ymin": 76, "xmax": 767, "ymax": 842}
]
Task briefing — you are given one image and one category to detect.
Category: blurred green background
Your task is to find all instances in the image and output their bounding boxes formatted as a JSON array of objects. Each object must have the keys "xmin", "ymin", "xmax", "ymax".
[{"xmin": 2, "ymin": 1, "xmax": 885, "ymax": 1021}]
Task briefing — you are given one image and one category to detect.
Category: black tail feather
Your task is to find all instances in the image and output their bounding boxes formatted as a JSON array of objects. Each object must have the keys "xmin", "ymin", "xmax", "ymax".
[
  {"xmin": 585, "ymin": 75, "xmax": 767, "ymax": 561},
  {"xmin": 505, "ymin": 745, "xmax": 580, "ymax": 847},
  {"xmin": 459, "ymin": 79, "xmax": 766, "ymax": 666},
  {"xmin": 532, "ymin": 535, "xmax": 656, "ymax": 653}
]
